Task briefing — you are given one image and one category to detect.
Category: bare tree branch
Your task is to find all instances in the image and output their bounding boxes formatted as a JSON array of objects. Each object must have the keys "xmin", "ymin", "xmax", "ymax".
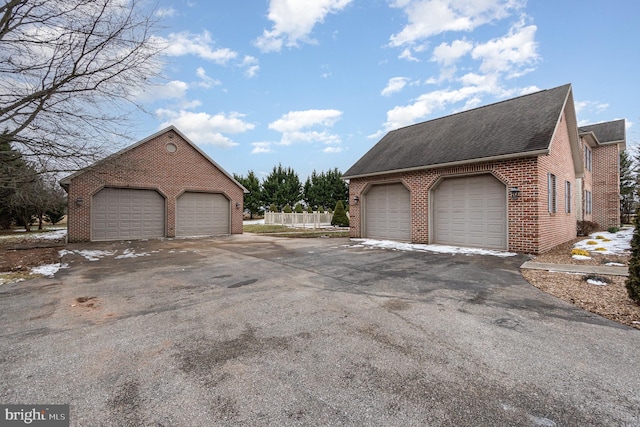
[{"xmin": 0, "ymin": 0, "xmax": 164, "ymax": 174}]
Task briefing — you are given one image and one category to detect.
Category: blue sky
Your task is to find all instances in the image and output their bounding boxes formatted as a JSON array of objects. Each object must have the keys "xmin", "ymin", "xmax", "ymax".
[{"xmin": 132, "ymin": 0, "xmax": 639, "ymax": 180}]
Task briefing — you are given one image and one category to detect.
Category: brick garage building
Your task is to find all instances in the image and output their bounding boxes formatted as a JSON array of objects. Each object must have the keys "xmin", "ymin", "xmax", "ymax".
[
  {"xmin": 343, "ymin": 84, "xmax": 625, "ymax": 254},
  {"xmin": 60, "ymin": 126, "xmax": 247, "ymax": 242}
]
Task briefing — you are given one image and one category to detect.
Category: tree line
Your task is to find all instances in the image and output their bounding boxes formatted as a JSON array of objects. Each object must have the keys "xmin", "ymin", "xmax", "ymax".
[
  {"xmin": 1, "ymin": 141, "xmax": 67, "ymax": 231},
  {"xmin": 234, "ymin": 165, "xmax": 349, "ymax": 218}
]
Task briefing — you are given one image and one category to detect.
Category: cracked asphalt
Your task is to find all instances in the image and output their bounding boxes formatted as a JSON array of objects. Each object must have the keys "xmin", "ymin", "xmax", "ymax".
[{"xmin": 0, "ymin": 234, "xmax": 638, "ymax": 426}]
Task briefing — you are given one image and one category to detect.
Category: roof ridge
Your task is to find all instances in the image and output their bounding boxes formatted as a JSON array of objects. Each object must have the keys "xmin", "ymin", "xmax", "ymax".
[{"xmin": 388, "ymin": 83, "xmax": 571, "ymax": 134}]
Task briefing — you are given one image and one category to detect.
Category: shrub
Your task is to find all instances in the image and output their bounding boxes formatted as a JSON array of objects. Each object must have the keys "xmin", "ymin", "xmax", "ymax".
[
  {"xmin": 586, "ymin": 240, "xmax": 598, "ymax": 245},
  {"xmin": 294, "ymin": 203, "xmax": 304, "ymax": 213},
  {"xmin": 608, "ymin": 226, "xmax": 620, "ymax": 233},
  {"xmin": 626, "ymin": 211, "xmax": 640, "ymax": 303},
  {"xmin": 318, "ymin": 206, "xmax": 325, "ymax": 213},
  {"xmin": 595, "ymin": 235, "xmax": 605, "ymax": 240},
  {"xmin": 269, "ymin": 203, "xmax": 277, "ymax": 212},
  {"xmin": 571, "ymin": 248, "xmax": 590, "ymax": 257},
  {"xmin": 331, "ymin": 200, "xmax": 349, "ymax": 227},
  {"xmin": 307, "ymin": 205, "xmax": 313, "ymax": 213},
  {"xmin": 594, "ymin": 247, "xmax": 607, "ymax": 251},
  {"xmin": 283, "ymin": 204, "xmax": 292, "ymax": 213},
  {"xmin": 577, "ymin": 220, "xmax": 599, "ymax": 236}
]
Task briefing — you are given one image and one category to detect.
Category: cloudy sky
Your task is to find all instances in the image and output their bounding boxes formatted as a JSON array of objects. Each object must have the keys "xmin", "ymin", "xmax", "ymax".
[{"xmin": 133, "ymin": 0, "xmax": 639, "ymax": 180}]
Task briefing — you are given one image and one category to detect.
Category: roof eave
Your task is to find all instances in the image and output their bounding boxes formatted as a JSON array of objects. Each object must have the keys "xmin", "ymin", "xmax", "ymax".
[{"xmin": 342, "ymin": 149, "xmax": 549, "ymax": 180}]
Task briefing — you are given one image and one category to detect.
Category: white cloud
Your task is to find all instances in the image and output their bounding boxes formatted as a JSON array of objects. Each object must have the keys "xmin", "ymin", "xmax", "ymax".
[
  {"xmin": 268, "ymin": 109, "xmax": 343, "ymax": 146},
  {"xmin": 251, "ymin": 142, "xmax": 275, "ymax": 154},
  {"xmin": 241, "ymin": 56, "xmax": 260, "ymax": 78},
  {"xmin": 160, "ymin": 31, "xmax": 238, "ymax": 64},
  {"xmin": 195, "ymin": 67, "xmax": 222, "ymax": 89},
  {"xmin": 323, "ymin": 146, "xmax": 343, "ymax": 153},
  {"xmin": 575, "ymin": 100, "xmax": 610, "ymax": 115},
  {"xmin": 389, "ymin": 0, "xmax": 523, "ymax": 47},
  {"xmin": 431, "ymin": 39, "xmax": 473, "ymax": 66},
  {"xmin": 156, "ymin": 110, "xmax": 255, "ymax": 148},
  {"xmin": 254, "ymin": 0, "xmax": 354, "ymax": 52},
  {"xmin": 269, "ymin": 109, "xmax": 342, "ymax": 132},
  {"xmin": 381, "ymin": 77, "xmax": 410, "ymax": 96},
  {"xmin": 156, "ymin": 7, "xmax": 177, "ymax": 18},
  {"xmin": 471, "ymin": 21, "xmax": 538, "ymax": 76}
]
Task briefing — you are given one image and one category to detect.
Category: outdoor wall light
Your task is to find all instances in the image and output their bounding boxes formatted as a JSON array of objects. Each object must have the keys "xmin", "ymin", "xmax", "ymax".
[
  {"xmin": 235, "ymin": 202, "xmax": 241, "ymax": 209},
  {"xmin": 75, "ymin": 197, "xmax": 83, "ymax": 206},
  {"xmin": 509, "ymin": 187, "xmax": 520, "ymax": 200},
  {"xmin": 353, "ymin": 196, "xmax": 360, "ymax": 205}
]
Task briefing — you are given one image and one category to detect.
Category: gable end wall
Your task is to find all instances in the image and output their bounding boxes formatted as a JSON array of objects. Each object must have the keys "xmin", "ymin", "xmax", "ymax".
[{"xmin": 66, "ymin": 130, "xmax": 244, "ymax": 242}]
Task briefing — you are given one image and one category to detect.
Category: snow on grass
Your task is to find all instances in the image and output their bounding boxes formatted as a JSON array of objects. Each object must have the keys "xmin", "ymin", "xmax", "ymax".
[
  {"xmin": 30, "ymin": 263, "xmax": 68, "ymax": 277},
  {"xmin": 350, "ymin": 239, "xmax": 517, "ymax": 257},
  {"xmin": 587, "ymin": 278, "xmax": 608, "ymax": 286},
  {"xmin": 572, "ymin": 255, "xmax": 592, "ymax": 260},
  {"xmin": 573, "ymin": 227, "xmax": 633, "ymax": 256},
  {"xmin": 0, "ymin": 228, "xmax": 66, "ymax": 241}
]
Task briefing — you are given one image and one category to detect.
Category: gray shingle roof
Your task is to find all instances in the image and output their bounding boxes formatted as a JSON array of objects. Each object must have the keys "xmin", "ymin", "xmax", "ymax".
[
  {"xmin": 344, "ymin": 84, "xmax": 572, "ymax": 178},
  {"xmin": 578, "ymin": 119, "xmax": 625, "ymax": 144}
]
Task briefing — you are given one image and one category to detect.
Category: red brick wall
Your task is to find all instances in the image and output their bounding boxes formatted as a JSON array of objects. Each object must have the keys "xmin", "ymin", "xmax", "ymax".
[
  {"xmin": 592, "ymin": 143, "xmax": 621, "ymax": 229},
  {"xmin": 66, "ymin": 129, "xmax": 244, "ymax": 242},
  {"xmin": 348, "ymin": 112, "xmax": 579, "ymax": 254},
  {"xmin": 536, "ymin": 112, "xmax": 578, "ymax": 253},
  {"xmin": 580, "ymin": 138, "xmax": 593, "ymax": 222}
]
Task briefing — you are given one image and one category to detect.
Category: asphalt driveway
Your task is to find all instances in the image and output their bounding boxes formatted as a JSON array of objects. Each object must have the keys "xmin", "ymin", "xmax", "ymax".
[{"xmin": 1, "ymin": 235, "xmax": 638, "ymax": 426}]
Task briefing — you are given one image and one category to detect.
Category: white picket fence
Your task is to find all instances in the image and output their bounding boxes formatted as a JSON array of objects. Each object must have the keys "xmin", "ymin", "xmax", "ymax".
[{"xmin": 264, "ymin": 212, "xmax": 333, "ymax": 228}]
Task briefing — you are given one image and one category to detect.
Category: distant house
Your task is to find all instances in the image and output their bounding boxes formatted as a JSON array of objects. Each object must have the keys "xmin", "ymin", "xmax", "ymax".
[
  {"xmin": 60, "ymin": 126, "xmax": 247, "ymax": 243},
  {"xmin": 343, "ymin": 84, "xmax": 625, "ymax": 254}
]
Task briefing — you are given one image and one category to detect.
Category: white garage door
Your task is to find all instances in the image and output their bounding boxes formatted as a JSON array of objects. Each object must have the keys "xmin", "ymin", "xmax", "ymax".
[
  {"xmin": 176, "ymin": 192, "xmax": 229, "ymax": 237},
  {"xmin": 432, "ymin": 174, "xmax": 506, "ymax": 250},
  {"xmin": 364, "ymin": 183, "xmax": 411, "ymax": 241},
  {"xmin": 92, "ymin": 188, "xmax": 165, "ymax": 241}
]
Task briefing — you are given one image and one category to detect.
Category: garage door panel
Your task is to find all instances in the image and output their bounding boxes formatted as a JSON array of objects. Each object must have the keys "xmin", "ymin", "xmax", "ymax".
[
  {"xmin": 176, "ymin": 192, "xmax": 229, "ymax": 237},
  {"xmin": 433, "ymin": 175, "xmax": 506, "ymax": 250},
  {"xmin": 92, "ymin": 188, "xmax": 165, "ymax": 241},
  {"xmin": 364, "ymin": 184, "xmax": 411, "ymax": 241}
]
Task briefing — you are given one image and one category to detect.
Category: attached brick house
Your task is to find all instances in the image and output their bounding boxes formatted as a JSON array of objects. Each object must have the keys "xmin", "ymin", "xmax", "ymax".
[
  {"xmin": 60, "ymin": 126, "xmax": 247, "ymax": 242},
  {"xmin": 343, "ymin": 84, "xmax": 625, "ymax": 254}
]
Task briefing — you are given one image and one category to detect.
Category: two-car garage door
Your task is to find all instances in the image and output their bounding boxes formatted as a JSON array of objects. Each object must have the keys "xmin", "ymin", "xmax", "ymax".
[{"xmin": 91, "ymin": 188, "xmax": 230, "ymax": 241}]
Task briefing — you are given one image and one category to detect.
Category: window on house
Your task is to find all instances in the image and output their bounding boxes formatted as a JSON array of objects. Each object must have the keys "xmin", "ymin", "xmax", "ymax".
[
  {"xmin": 584, "ymin": 145, "xmax": 592, "ymax": 171},
  {"xmin": 548, "ymin": 173, "xmax": 557, "ymax": 213},
  {"xmin": 565, "ymin": 181, "xmax": 571, "ymax": 213},
  {"xmin": 585, "ymin": 190, "xmax": 592, "ymax": 214}
]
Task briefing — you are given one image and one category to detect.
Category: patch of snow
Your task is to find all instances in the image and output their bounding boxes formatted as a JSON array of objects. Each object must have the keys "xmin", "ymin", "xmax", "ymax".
[
  {"xmin": 573, "ymin": 228, "xmax": 633, "ymax": 255},
  {"xmin": 572, "ymin": 255, "xmax": 591, "ymax": 260},
  {"xmin": 587, "ymin": 279, "xmax": 608, "ymax": 286},
  {"xmin": 528, "ymin": 415, "xmax": 556, "ymax": 427},
  {"xmin": 61, "ymin": 249, "xmax": 116, "ymax": 261},
  {"xmin": 244, "ymin": 219, "xmax": 265, "ymax": 225},
  {"xmin": 30, "ymin": 263, "xmax": 68, "ymax": 277},
  {"xmin": 115, "ymin": 248, "xmax": 150, "ymax": 259},
  {"xmin": 605, "ymin": 262, "xmax": 626, "ymax": 267},
  {"xmin": 0, "ymin": 228, "xmax": 67, "ymax": 241},
  {"xmin": 350, "ymin": 239, "xmax": 517, "ymax": 257}
]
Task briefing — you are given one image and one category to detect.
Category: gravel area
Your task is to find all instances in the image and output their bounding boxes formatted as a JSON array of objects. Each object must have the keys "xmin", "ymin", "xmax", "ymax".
[{"xmin": 522, "ymin": 236, "xmax": 640, "ymax": 330}]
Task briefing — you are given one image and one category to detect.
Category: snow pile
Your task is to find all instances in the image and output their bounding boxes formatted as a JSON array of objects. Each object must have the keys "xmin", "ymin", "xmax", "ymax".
[
  {"xmin": 31, "ymin": 263, "xmax": 68, "ymax": 277},
  {"xmin": 587, "ymin": 278, "xmax": 608, "ymax": 286},
  {"xmin": 349, "ymin": 239, "xmax": 517, "ymax": 257},
  {"xmin": 573, "ymin": 228, "xmax": 633, "ymax": 256}
]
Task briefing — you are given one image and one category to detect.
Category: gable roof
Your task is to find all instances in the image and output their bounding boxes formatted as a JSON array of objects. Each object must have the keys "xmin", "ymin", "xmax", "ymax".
[
  {"xmin": 60, "ymin": 126, "xmax": 248, "ymax": 192},
  {"xmin": 578, "ymin": 119, "xmax": 626, "ymax": 149},
  {"xmin": 344, "ymin": 84, "xmax": 574, "ymax": 179}
]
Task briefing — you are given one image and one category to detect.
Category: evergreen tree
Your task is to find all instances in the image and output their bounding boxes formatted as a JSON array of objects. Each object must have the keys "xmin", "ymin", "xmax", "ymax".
[
  {"xmin": 620, "ymin": 150, "xmax": 635, "ymax": 224},
  {"xmin": 331, "ymin": 200, "xmax": 349, "ymax": 227},
  {"xmin": 283, "ymin": 204, "xmax": 293, "ymax": 213},
  {"xmin": 262, "ymin": 164, "xmax": 302, "ymax": 210},
  {"xmin": 234, "ymin": 171, "xmax": 263, "ymax": 218},
  {"xmin": 306, "ymin": 205, "xmax": 313, "ymax": 213},
  {"xmin": 269, "ymin": 203, "xmax": 278, "ymax": 212},
  {"xmin": 303, "ymin": 168, "xmax": 348, "ymax": 210},
  {"xmin": 626, "ymin": 210, "xmax": 640, "ymax": 304},
  {"xmin": 294, "ymin": 203, "xmax": 304, "ymax": 213}
]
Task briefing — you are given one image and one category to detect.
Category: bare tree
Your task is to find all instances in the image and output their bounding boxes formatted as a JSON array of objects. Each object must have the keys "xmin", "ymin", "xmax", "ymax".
[{"xmin": 0, "ymin": 0, "xmax": 164, "ymax": 176}]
